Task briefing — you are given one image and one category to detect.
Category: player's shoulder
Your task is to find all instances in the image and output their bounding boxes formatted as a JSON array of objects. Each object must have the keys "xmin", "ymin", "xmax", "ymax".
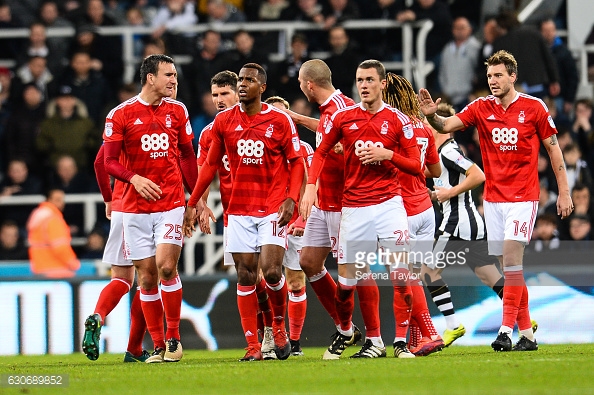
[
  {"xmin": 516, "ymin": 92, "xmax": 550, "ymax": 112},
  {"xmin": 106, "ymin": 96, "xmax": 139, "ymax": 119},
  {"xmin": 323, "ymin": 90, "xmax": 355, "ymax": 112},
  {"xmin": 300, "ymin": 140, "xmax": 314, "ymax": 155},
  {"xmin": 383, "ymin": 103, "xmax": 411, "ymax": 125},
  {"xmin": 265, "ymin": 103, "xmax": 293, "ymax": 122},
  {"xmin": 330, "ymin": 102, "xmax": 359, "ymax": 120},
  {"xmin": 163, "ymin": 97, "xmax": 189, "ymax": 116}
]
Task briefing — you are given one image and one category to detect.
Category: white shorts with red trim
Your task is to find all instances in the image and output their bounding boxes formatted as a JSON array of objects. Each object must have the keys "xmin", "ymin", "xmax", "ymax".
[
  {"xmin": 102, "ymin": 211, "xmax": 132, "ymax": 266},
  {"xmin": 483, "ymin": 200, "xmax": 538, "ymax": 256},
  {"xmin": 226, "ymin": 213, "xmax": 287, "ymax": 253}
]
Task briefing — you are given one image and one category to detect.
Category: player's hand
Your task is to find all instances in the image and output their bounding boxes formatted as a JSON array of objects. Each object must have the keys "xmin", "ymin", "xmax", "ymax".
[
  {"xmin": 433, "ymin": 186, "xmax": 451, "ymax": 203},
  {"xmin": 418, "ymin": 88, "xmax": 441, "ymax": 118},
  {"xmin": 182, "ymin": 205, "xmax": 197, "ymax": 237},
  {"xmin": 358, "ymin": 146, "xmax": 393, "ymax": 164},
  {"xmin": 199, "ymin": 201, "xmax": 216, "ymax": 234},
  {"xmin": 288, "ymin": 222, "xmax": 305, "ymax": 237},
  {"xmin": 557, "ymin": 192, "xmax": 573, "ymax": 219},
  {"xmin": 333, "ymin": 142, "xmax": 344, "ymax": 155},
  {"xmin": 278, "ymin": 198, "xmax": 295, "ymax": 227},
  {"xmin": 130, "ymin": 174, "xmax": 162, "ymax": 201},
  {"xmin": 299, "ymin": 184, "xmax": 316, "ymax": 221},
  {"xmin": 105, "ymin": 201, "xmax": 112, "ymax": 220},
  {"xmin": 427, "ymin": 187, "xmax": 438, "ymax": 201}
]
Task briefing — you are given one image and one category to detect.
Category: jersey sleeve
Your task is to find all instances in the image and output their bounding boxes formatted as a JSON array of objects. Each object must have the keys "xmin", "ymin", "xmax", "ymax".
[
  {"xmin": 425, "ymin": 128, "xmax": 440, "ymax": 166},
  {"xmin": 103, "ymin": 107, "xmax": 125, "ymax": 142},
  {"xmin": 442, "ymin": 145, "xmax": 475, "ymax": 175},
  {"xmin": 456, "ymin": 99, "xmax": 478, "ymax": 129},
  {"xmin": 535, "ymin": 100, "xmax": 557, "ymax": 140},
  {"xmin": 196, "ymin": 124, "xmax": 212, "ymax": 166},
  {"xmin": 177, "ymin": 103, "xmax": 194, "ymax": 145},
  {"xmin": 282, "ymin": 114, "xmax": 302, "ymax": 162}
]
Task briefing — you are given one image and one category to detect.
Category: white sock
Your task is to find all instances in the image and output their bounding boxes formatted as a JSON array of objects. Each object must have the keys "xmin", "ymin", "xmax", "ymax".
[
  {"xmin": 368, "ymin": 337, "xmax": 384, "ymax": 348},
  {"xmin": 499, "ymin": 325, "xmax": 513, "ymax": 335},
  {"xmin": 445, "ymin": 314, "xmax": 459, "ymax": 330},
  {"xmin": 520, "ymin": 328, "xmax": 534, "ymax": 341},
  {"xmin": 338, "ymin": 326, "xmax": 353, "ymax": 337}
]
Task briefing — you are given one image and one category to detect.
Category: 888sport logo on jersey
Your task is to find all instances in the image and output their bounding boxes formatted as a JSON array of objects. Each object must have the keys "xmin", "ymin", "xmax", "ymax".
[
  {"xmin": 491, "ymin": 127, "xmax": 518, "ymax": 152},
  {"xmin": 237, "ymin": 139, "xmax": 264, "ymax": 165},
  {"xmin": 141, "ymin": 133, "xmax": 170, "ymax": 159}
]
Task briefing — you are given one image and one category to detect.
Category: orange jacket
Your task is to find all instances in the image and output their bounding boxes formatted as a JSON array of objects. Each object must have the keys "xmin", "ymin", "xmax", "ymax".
[{"xmin": 27, "ymin": 201, "xmax": 80, "ymax": 278}]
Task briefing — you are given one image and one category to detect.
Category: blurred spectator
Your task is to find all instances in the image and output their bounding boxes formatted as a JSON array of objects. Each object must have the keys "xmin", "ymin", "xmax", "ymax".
[
  {"xmin": 187, "ymin": 30, "xmax": 227, "ymax": 110},
  {"xmin": 223, "ymin": 30, "xmax": 269, "ymax": 75},
  {"xmin": 538, "ymin": 151, "xmax": 558, "ymax": 196},
  {"xmin": 358, "ymin": 0, "xmax": 405, "ymax": 60},
  {"xmin": 204, "ymin": 0, "xmax": 246, "ymax": 51},
  {"xmin": 68, "ymin": 24, "xmax": 123, "ymax": 96},
  {"xmin": 492, "ymin": 10, "xmax": 559, "ymax": 99},
  {"xmin": 472, "ymin": 16, "xmax": 501, "ymax": 96},
  {"xmin": 0, "ymin": 67, "xmax": 14, "ymax": 173},
  {"xmin": 125, "ymin": 6, "xmax": 149, "ymax": 57},
  {"xmin": 530, "ymin": 213, "xmax": 560, "ymax": 252},
  {"xmin": 0, "ymin": 219, "xmax": 28, "ymax": 260},
  {"xmin": 324, "ymin": 25, "xmax": 360, "ymax": 98},
  {"xmin": 4, "ymin": 83, "xmax": 46, "ymax": 176},
  {"xmin": 255, "ymin": 0, "xmax": 290, "ymax": 54},
  {"xmin": 6, "ymin": 0, "xmax": 41, "ymax": 26},
  {"xmin": 279, "ymin": 0, "xmax": 326, "ymax": 52},
  {"xmin": 50, "ymin": 154, "xmax": 95, "ymax": 236},
  {"xmin": 539, "ymin": 17, "xmax": 578, "ymax": 123},
  {"xmin": 439, "ymin": 16, "xmax": 481, "ymax": 111},
  {"xmin": 0, "ymin": 159, "xmax": 43, "ymax": 229},
  {"xmin": 151, "ymin": 0, "xmax": 198, "ymax": 54},
  {"xmin": 322, "ymin": 0, "xmax": 360, "ymax": 30},
  {"xmin": 196, "ymin": 0, "xmax": 243, "ymax": 17},
  {"xmin": 258, "ymin": 0, "xmax": 289, "ymax": 21},
  {"xmin": 572, "ymin": 98, "xmax": 594, "ymax": 171},
  {"xmin": 396, "ymin": 0, "xmax": 452, "ymax": 94},
  {"xmin": 15, "ymin": 22, "xmax": 66, "ymax": 77},
  {"xmin": 190, "ymin": 91, "xmax": 217, "ymax": 149},
  {"xmin": 586, "ymin": 24, "xmax": 594, "ymax": 82},
  {"xmin": 11, "ymin": 55, "xmax": 56, "ymax": 105},
  {"xmin": 273, "ymin": 32, "xmax": 310, "ymax": 102},
  {"xmin": 0, "ymin": 1, "xmax": 22, "ymax": 60},
  {"xmin": 101, "ymin": 82, "xmax": 138, "ymax": 121},
  {"xmin": 568, "ymin": 214, "xmax": 592, "ymax": 242},
  {"xmin": 39, "ymin": 1, "xmax": 74, "ymax": 72},
  {"xmin": 562, "ymin": 143, "xmax": 593, "ymax": 193},
  {"xmin": 558, "ymin": 183, "xmax": 594, "ymax": 240},
  {"xmin": 59, "ymin": 51, "xmax": 112, "ymax": 126},
  {"xmin": 80, "ymin": 227, "xmax": 106, "ymax": 259},
  {"xmin": 27, "ymin": 188, "xmax": 80, "ymax": 278},
  {"xmin": 37, "ymin": 85, "xmax": 99, "ymax": 176}
]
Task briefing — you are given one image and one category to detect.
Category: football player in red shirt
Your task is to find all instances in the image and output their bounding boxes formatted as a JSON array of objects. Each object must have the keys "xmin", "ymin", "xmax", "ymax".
[
  {"xmin": 300, "ymin": 60, "xmax": 422, "ymax": 359},
  {"xmin": 383, "ymin": 73, "xmax": 445, "ymax": 356},
  {"xmin": 103, "ymin": 54, "xmax": 198, "ymax": 363},
  {"xmin": 184, "ymin": 63, "xmax": 305, "ymax": 361},
  {"xmin": 419, "ymin": 50, "xmax": 573, "ymax": 352}
]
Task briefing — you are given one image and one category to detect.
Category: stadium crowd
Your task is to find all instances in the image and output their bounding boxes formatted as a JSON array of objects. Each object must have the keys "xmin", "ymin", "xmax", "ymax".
[{"xmin": 0, "ymin": 0, "xmax": 592, "ymax": 263}]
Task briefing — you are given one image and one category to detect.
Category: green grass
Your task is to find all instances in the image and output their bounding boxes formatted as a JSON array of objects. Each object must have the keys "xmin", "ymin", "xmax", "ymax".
[{"xmin": 1, "ymin": 345, "xmax": 593, "ymax": 395}]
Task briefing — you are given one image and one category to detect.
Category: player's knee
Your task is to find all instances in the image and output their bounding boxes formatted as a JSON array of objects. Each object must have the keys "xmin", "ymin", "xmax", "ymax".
[
  {"xmin": 299, "ymin": 255, "xmax": 322, "ymax": 277},
  {"xmin": 137, "ymin": 271, "xmax": 158, "ymax": 289},
  {"xmin": 236, "ymin": 266, "xmax": 257, "ymax": 285},
  {"xmin": 287, "ymin": 276, "xmax": 305, "ymax": 291},
  {"xmin": 263, "ymin": 268, "xmax": 282, "ymax": 285}
]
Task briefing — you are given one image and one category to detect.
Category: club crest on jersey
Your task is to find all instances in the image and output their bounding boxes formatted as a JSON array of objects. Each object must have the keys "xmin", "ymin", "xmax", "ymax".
[
  {"xmin": 265, "ymin": 124, "xmax": 274, "ymax": 138},
  {"xmin": 381, "ymin": 120, "xmax": 389, "ymax": 134},
  {"xmin": 323, "ymin": 115, "xmax": 330, "ymax": 129},
  {"xmin": 292, "ymin": 136, "xmax": 300, "ymax": 152},
  {"xmin": 518, "ymin": 111, "xmax": 525, "ymax": 124},
  {"xmin": 185, "ymin": 120, "xmax": 192, "ymax": 135},
  {"xmin": 403, "ymin": 124, "xmax": 414, "ymax": 139},
  {"xmin": 105, "ymin": 122, "xmax": 113, "ymax": 137},
  {"xmin": 165, "ymin": 114, "xmax": 172, "ymax": 128},
  {"xmin": 324, "ymin": 120, "xmax": 333, "ymax": 134}
]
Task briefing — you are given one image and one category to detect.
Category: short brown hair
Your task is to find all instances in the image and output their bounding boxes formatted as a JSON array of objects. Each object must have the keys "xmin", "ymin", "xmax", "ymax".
[
  {"xmin": 486, "ymin": 50, "xmax": 518, "ymax": 77},
  {"xmin": 358, "ymin": 59, "xmax": 386, "ymax": 81},
  {"xmin": 265, "ymin": 96, "xmax": 290, "ymax": 109}
]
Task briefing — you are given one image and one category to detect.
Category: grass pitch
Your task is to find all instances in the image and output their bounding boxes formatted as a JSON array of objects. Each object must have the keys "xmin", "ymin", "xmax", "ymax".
[{"xmin": 1, "ymin": 344, "xmax": 593, "ymax": 395}]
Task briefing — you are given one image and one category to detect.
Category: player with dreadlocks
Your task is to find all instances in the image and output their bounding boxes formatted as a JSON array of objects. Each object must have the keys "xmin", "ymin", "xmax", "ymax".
[{"xmin": 382, "ymin": 73, "xmax": 445, "ymax": 355}]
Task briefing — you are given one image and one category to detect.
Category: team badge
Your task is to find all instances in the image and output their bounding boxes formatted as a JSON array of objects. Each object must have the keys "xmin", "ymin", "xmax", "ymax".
[
  {"xmin": 265, "ymin": 124, "xmax": 274, "ymax": 138},
  {"xmin": 292, "ymin": 136, "xmax": 300, "ymax": 152},
  {"xmin": 185, "ymin": 120, "xmax": 192, "ymax": 135},
  {"xmin": 518, "ymin": 111, "xmax": 525, "ymax": 123},
  {"xmin": 381, "ymin": 120, "xmax": 389, "ymax": 134},
  {"xmin": 166, "ymin": 114, "xmax": 172, "ymax": 128},
  {"xmin": 324, "ymin": 120, "xmax": 333, "ymax": 134},
  {"xmin": 105, "ymin": 122, "xmax": 113, "ymax": 137}
]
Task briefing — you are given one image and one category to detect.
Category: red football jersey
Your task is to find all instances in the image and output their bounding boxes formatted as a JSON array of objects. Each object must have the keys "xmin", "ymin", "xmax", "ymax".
[
  {"xmin": 207, "ymin": 103, "xmax": 302, "ymax": 216},
  {"xmin": 316, "ymin": 90, "xmax": 355, "ymax": 212},
  {"xmin": 197, "ymin": 122, "xmax": 233, "ymax": 225},
  {"xmin": 111, "ymin": 180, "xmax": 124, "ymax": 212},
  {"xmin": 399, "ymin": 120, "xmax": 439, "ymax": 216},
  {"xmin": 104, "ymin": 96, "xmax": 194, "ymax": 213},
  {"xmin": 310, "ymin": 102, "xmax": 418, "ymax": 207},
  {"xmin": 457, "ymin": 93, "xmax": 556, "ymax": 202}
]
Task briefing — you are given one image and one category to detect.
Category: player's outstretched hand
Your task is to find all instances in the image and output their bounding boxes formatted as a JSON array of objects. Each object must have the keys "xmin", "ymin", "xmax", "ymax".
[
  {"xmin": 199, "ymin": 202, "xmax": 216, "ymax": 234},
  {"xmin": 557, "ymin": 192, "xmax": 573, "ymax": 219},
  {"xmin": 299, "ymin": 184, "xmax": 316, "ymax": 222},
  {"xmin": 418, "ymin": 88, "xmax": 441, "ymax": 117},
  {"xmin": 358, "ymin": 145, "xmax": 393, "ymax": 165},
  {"xmin": 278, "ymin": 198, "xmax": 295, "ymax": 227},
  {"xmin": 130, "ymin": 174, "xmax": 162, "ymax": 201},
  {"xmin": 182, "ymin": 205, "xmax": 197, "ymax": 237}
]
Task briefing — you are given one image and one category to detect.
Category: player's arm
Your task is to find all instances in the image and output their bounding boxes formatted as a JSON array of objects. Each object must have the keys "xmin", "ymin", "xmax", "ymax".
[
  {"xmin": 434, "ymin": 164, "xmax": 485, "ymax": 203},
  {"xmin": 284, "ymin": 109, "xmax": 320, "ymax": 132},
  {"xmin": 179, "ymin": 140, "xmax": 198, "ymax": 192},
  {"xmin": 425, "ymin": 162, "xmax": 441, "ymax": 178},
  {"xmin": 542, "ymin": 134, "xmax": 573, "ymax": 219},
  {"xmin": 94, "ymin": 145, "xmax": 114, "ymax": 220},
  {"xmin": 279, "ymin": 156, "xmax": 306, "ymax": 227},
  {"xmin": 418, "ymin": 88, "xmax": 465, "ymax": 134},
  {"xmin": 104, "ymin": 140, "xmax": 162, "ymax": 201},
  {"xmin": 424, "ymin": 133, "xmax": 441, "ymax": 178},
  {"xmin": 300, "ymin": 119, "xmax": 342, "ymax": 221}
]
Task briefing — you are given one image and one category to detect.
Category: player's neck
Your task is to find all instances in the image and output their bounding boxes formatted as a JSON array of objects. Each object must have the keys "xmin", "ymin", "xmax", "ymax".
[
  {"xmin": 363, "ymin": 99, "xmax": 382, "ymax": 114},
  {"xmin": 496, "ymin": 87, "xmax": 517, "ymax": 110},
  {"xmin": 318, "ymin": 88, "xmax": 336, "ymax": 105},
  {"xmin": 241, "ymin": 100, "xmax": 262, "ymax": 116},
  {"xmin": 139, "ymin": 89, "xmax": 164, "ymax": 106}
]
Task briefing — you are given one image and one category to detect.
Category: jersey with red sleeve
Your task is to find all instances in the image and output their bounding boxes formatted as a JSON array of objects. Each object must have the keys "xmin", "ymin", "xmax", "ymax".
[
  {"xmin": 289, "ymin": 140, "xmax": 315, "ymax": 228},
  {"xmin": 316, "ymin": 90, "xmax": 355, "ymax": 212},
  {"xmin": 94, "ymin": 143, "xmax": 125, "ymax": 212},
  {"xmin": 399, "ymin": 120, "xmax": 439, "ymax": 216},
  {"xmin": 197, "ymin": 122, "xmax": 232, "ymax": 225},
  {"xmin": 310, "ymin": 102, "xmax": 418, "ymax": 207},
  {"xmin": 457, "ymin": 93, "xmax": 557, "ymax": 202},
  {"xmin": 103, "ymin": 96, "xmax": 194, "ymax": 213},
  {"xmin": 208, "ymin": 103, "xmax": 302, "ymax": 216}
]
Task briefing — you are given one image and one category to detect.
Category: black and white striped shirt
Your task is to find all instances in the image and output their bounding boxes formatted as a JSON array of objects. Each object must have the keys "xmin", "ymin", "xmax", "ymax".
[{"xmin": 434, "ymin": 138, "xmax": 485, "ymax": 240}]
